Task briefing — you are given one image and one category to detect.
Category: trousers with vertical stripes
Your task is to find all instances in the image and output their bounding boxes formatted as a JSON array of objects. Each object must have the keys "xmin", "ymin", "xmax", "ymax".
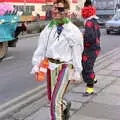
[{"xmin": 47, "ymin": 64, "xmax": 70, "ymax": 120}]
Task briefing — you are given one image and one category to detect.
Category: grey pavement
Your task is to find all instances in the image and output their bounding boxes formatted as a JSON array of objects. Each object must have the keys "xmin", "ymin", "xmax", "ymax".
[{"xmin": 1, "ymin": 47, "xmax": 120, "ymax": 120}]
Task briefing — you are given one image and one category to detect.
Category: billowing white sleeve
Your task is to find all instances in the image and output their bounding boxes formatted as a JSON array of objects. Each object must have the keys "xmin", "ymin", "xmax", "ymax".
[
  {"xmin": 72, "ymin": 30, "xmax": 83, "ymax": 73},
  {"xmin": 63, "ymin": 23, "xmax": 84, "ymax": 74},
  {"xmin": 32, "ymin": 27, "xmax": 48, "ymax": 67},
  {"xmin": 71, "ymin": 29, "xmax": 84, "ymax": 81}
]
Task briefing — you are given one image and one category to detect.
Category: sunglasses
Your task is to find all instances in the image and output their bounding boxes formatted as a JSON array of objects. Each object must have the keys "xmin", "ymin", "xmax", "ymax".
[{"xmin": 54, "ymin": 7, "xmax": 65, "ymax": 12}]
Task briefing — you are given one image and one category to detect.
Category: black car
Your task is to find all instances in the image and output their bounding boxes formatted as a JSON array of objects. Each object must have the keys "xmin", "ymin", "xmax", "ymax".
[{"xmin": 97, "ymin": 18, "xmax": 106, "ymax": 28}]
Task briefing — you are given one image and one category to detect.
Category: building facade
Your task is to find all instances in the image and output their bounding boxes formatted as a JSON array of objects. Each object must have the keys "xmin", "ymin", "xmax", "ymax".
[
  {"xmin": 0, "ymin": 0, "xmax": 85, "ymax": 20},
  {"xmin": 94, "ymin": 0, "xmax": 120, "ymax": 19}
]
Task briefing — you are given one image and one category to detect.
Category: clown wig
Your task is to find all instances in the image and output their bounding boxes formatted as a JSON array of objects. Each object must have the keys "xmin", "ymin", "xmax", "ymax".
[{"xmin": 81, "ymin": 6, "xmax": 96, "ymax": 19}]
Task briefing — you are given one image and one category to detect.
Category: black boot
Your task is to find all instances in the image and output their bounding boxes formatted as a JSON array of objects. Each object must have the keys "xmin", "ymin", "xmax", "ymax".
[
  {"xmin": 94, "ymin": 78, "xmax": 98, "ymax": 84},
  {"xmin": 62, "ymin": 101, "xmax": 71, "ymax": 120}
]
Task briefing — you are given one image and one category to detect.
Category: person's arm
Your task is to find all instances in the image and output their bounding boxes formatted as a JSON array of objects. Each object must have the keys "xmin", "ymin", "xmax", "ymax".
[
  {"xmin": 84, "ymin": 20, "xmax": 96, "ymax": 44},
  {"xmin": 65, "ymin": 24, "xmax": 83, "ymax": 81},
  {"xmin": 72, "ymin": 29, "xmax": 84, "ymax": 80},
  {"xmin": 31, "ymin": 27, "xmax": 48, "ymax": 73},
  {"xmin": 63, "ymin": 23, "xmax": 83, "ymax": 80}
]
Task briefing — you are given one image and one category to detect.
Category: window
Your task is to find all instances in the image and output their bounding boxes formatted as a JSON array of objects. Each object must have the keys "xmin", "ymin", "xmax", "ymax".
[
  {"xmin": 42, "ymin": 5, "xmax": 53, "ymax": 11},
  {"xmin": 13, "ymin": 5, "xmax": 35, "ymax": 15},
  {"xmin": 94, "ymin": 0, "xmax": 114, "ymax": 10}
]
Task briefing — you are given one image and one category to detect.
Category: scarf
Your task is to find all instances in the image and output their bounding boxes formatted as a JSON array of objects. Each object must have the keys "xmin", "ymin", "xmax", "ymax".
[{"xmin": 48, "ymin": 18, "xmax": 70, "ymax": 28}]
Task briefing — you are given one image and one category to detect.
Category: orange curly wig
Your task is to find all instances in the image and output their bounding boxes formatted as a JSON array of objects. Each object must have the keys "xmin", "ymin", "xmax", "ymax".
[{"xmin": 81, "ymin": 6, "xmax": 96, "ymax": 19}]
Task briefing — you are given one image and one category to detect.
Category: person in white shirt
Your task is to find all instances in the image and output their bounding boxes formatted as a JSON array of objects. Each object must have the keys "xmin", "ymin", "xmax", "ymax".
[{"xmin": 32, "ymin": 0, "xmax": 83, "ymax": 119}]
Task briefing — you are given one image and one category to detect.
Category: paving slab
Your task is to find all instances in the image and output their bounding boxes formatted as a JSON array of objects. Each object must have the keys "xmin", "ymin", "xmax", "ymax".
[
  {"xmin": 12, "ymin": 96, "xmax": 48, "ymax": 120},
  {"xmin": 2, "ymin": 118, "xmax": 15, "ymax": 120},
  {"xmin": 70, "ymin": 115, "xmax": 109, "ymax": 120},
  {"xmin": 92, "ymin": 92, "xmax": 120, "ymax": 105},
  {"xmin": 65, "ymin": 92, "xmax": 92, "ymax": 103},
  {"xmin": 101, "ymin": 84, "xmax": 120, "ymax": 95},
  {"xmin": 71, "ymin": 84, "xmax": 86, "ymax": 93},
  {"xmin": 115, "ymin": 80, "xmax": 120, "ymax": 85},
  {"xmin": 106, "ymin": 63, "xmax": 120, "ymax": 71},
  {"xmin": 26, "ymin": 107, "xmax": 50, "ymax": 120},
  {"xmin": 70, "ymin": 101, "xmax": 82, "ymax": 110},
  {"xmin": 94, "ymin": 75, "xmax": 117, "ymax": 89},
  {"xmin": 97, "ymin": 69, "xmax": 113, "ymax": 76},
  {"xmin": 73, "ymin": 102, "xmax": 120, "ymax": 120},
  {"xmin": 111, "ymin": 71, "xmax": 120, "ymax": 77}
]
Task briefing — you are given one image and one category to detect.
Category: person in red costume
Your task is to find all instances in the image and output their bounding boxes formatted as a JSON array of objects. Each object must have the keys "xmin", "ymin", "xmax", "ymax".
[{"xmin": 81, "ymin": 0, "xmax": 101, "ymax": 96}]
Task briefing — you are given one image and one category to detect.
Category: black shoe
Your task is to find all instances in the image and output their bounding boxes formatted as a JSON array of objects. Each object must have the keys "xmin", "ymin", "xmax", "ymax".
[
  {"xmin": 83, "ymin": 91, "xmax": 94, "ymax": 96},
  {"xmin": 62, "ymin": 101, "xmax": 71, "ymax": 120},
  {"xmin": 94, "ymin": 79, "xmax": 98, "ymax": 84}
]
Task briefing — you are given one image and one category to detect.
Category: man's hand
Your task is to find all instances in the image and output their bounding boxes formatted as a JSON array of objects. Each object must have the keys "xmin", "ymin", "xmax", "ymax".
[
  {"xmin": 68, "ymin": 69, "xmax": 83, "ymax": 84},
  {"xmin": 31, "ymin": 65, "xmax": 39, "ymax": 74}
]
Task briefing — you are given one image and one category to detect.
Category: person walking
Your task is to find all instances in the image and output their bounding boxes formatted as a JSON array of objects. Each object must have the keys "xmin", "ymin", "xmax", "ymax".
[
  {"xmin": 31, "ymin": 0, "xmax": 83, "ymax": 119},
  {"xmin": 81, "ymin": 0, "xmax": 101, "ymax": 96}
]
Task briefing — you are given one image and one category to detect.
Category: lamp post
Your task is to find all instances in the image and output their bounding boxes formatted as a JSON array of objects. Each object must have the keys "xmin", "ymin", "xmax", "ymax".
[
  {"xmin": 24, "ymin": 0, "xmax": 26, "ymax": 14},
  {"xmin": 114, "ymin": 0, "xmax": 117, "ymax": 14}
]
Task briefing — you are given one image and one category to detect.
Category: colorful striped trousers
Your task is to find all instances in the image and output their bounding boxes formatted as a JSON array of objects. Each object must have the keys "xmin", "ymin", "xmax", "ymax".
[{"xmin": 47, "ymin": 64, "xmax": 70, "ymax": 120}]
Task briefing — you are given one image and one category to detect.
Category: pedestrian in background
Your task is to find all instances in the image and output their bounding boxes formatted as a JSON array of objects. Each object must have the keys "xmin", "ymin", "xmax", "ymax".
[
  {"xmin": 31, "ymin": 0, "xmax": 83, "ymax": 119},
  {"xmin": 81, "ymin": 0, "xmax": 101, "ymax": 96},
  {"xmin": 46, "ymin": 9, "xmax": 52, "ymax": 20}
]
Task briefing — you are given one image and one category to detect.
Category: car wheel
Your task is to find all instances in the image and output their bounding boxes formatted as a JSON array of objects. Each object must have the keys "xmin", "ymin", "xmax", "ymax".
[
  {"xmin": 0, "ymin": 42, "xmax": 8, "ymax": 60},
  {"xmin": 106, "ymin": 30, "xmax": 110, "ymax": 34}
]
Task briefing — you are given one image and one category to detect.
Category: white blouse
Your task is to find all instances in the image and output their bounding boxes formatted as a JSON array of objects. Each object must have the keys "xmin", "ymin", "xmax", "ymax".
[{"xmin": 32, "ymin": 21, "xmax": 83, "ymax": 75}]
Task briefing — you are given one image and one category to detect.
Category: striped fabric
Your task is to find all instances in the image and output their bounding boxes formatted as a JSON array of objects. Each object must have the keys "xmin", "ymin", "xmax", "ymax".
[{"xmin": 47, "ymin": 64, "xmax": 70, "ymax": 120}]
